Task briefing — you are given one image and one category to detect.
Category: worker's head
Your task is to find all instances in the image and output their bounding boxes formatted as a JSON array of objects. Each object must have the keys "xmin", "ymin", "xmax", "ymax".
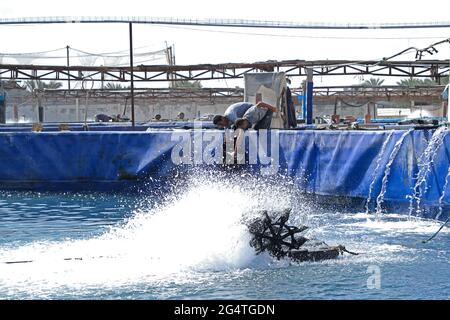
[
  {"xmin": 213, "ymin": 115, "xmax": 229, "ymax": 129},
  {"xmin": 177, "ymin": 112, "xmax": 185, "ymax": 120},
  {"xmin": 235, "ymin": 118, "xmax": 251, "ymax": 130},
  {"xmin": 154, "ymin": 114, "xmax": 161, "ymax": 121}
]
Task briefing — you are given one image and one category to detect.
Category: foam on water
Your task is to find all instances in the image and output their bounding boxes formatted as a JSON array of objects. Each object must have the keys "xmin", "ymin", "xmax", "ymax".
[{"xmin": 348, "ymin": 214, "xmax": 450, "ymax": 235}]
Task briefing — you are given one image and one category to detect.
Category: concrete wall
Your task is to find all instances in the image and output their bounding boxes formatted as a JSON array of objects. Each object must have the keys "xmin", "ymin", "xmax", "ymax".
[
  {"xmin": 5, "ymin": 97, "xmax": 239, "ymax": 123},
  {"xmin": 5, "ymin": 100, "xmax": 444, "ymax": 123},
  {"xmin": 311, "ymin": 103, "xmax": 368, "ymax": 119},
  {"xmin": 310, "ymin": 101, "xmax": 444, "ymax": 120},
  {"xmin": 3, "ymin": 87, "xmax": 444, "ymax": 123}
]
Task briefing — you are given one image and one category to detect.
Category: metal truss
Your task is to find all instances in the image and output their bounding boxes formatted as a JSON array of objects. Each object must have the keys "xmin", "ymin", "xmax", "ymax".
[
  {"xmin": 7, "ymin": 86, "xmax": 442, "ymax": 105},
  {"xmin": 38, "ymin": 87, "xmax": 244, "ymax": 100},
  {"xmin": 0, "ymin": 60, "xmax": 449, "ymax": 84},
  {"xmin": 303, "ymin": 85, "xmax": 446, "ymax": 97}
]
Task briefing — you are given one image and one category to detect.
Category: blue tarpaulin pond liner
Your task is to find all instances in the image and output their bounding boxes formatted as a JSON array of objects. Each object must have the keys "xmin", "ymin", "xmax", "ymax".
[
  {"xmin": 0, "ymin": 121, "xmax": 216, "ymax": 132},
  {"xmin": 0, "ymin": 127, "xmax": 449, "ymax": 220}
]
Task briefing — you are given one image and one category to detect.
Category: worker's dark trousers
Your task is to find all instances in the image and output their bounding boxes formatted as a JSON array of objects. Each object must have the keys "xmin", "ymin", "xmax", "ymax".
[{"xmin": 254, "ymin": 109, "xmax": 273, "ymax": 130}]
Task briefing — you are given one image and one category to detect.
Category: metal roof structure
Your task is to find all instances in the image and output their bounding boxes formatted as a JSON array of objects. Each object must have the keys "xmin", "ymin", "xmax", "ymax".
[{"xmin": 1, "ymin": 59, "xmax": 449, "ymax": 83}]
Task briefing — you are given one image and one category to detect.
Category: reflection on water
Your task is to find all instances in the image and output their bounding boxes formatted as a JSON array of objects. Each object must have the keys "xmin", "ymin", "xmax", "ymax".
[{"xmin": 0, "ymin": 192, "xmax": 135, "ymax": 244}]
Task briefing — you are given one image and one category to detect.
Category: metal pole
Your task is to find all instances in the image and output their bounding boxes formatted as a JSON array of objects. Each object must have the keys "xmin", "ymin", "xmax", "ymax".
[
  {"xmin": 38, "ymin": 94, "xmax": 43, "ymax": 123},
  {"xmin": 448, "ymin": 61, "xmax": 450, "ymax": 122},
  {"xmin": 76, "ymin": 97, "xmax": 79, "ymax": 122},
  {"xmin": 306, "ymin": 68, "xmax": 313, "ymax": 125},
  {"xmin": 301, "ymin": 80, "xmax": 307, "ymax": 120},
  {"xmin": 0, "ymin": 92, "xmax": 5, "ymax": 124},
  {"xmin": 66, "ymin": 45, "xmax": 71, "ymax": 91},
  {"xmin": 129, "ymin": 22, "xmax": 135, "ymax": 127}
]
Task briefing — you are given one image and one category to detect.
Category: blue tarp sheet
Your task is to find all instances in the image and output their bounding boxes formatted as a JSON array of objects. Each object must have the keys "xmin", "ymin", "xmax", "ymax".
[
  {"xmin": 0, "ymin": 128, "xmax": 449, "ymax": 219},
  {"xmin": 278, "ymin": 130, "xmax": 445, "ymax": 202},
  {"xmin": 0, "ymin": 121, "xmax": 216, "ymax": 132}
]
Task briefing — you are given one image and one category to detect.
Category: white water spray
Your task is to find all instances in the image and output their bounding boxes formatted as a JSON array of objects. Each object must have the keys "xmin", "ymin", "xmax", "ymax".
[
  {"xmin": 408, "ymin": 126, "xmax": 448, "ymax": 217},
  {"xmin": 0, "ymin": 175, "xmax": 294, "ymax": 295},
  {"xmin": 0, "ymin": 172, "xmax": 446, "ymax": 299},
  {"xmin": 437, "ymin": 166, "xmax": 450, "ymax": 220},
  {"xmin": 375, "ymin": 129, "xmax": 412, "ymax": 216},
  {"xmin": 365, "ymin": 131, "xmax": 394, "ymax": 214}
]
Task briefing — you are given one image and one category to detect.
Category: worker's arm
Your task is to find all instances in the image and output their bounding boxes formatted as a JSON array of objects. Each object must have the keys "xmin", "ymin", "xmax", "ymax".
[{"xmin": 256, "ymin": 101, "xmax": 277, "ymax": 113}]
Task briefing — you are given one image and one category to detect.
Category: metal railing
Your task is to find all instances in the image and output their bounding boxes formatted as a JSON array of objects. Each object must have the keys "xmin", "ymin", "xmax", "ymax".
[{"xmin": 1, "ymin": 16, "xmax": 450, "ymax": 29}]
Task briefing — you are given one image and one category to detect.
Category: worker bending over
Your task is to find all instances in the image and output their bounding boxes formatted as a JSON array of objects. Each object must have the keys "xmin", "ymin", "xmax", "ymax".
[
  {"xmin": 235, "ymin": 101, "xmax": 277, "ymax": 130},
  {"xmin": 213, "ymin": 102, "xmax": 253, "ymax": 129}
]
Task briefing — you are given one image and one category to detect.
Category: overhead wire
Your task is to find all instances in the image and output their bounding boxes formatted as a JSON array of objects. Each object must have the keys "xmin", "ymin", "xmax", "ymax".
[
  {"xmin": 158, "ymin": 24, "xmax": 450, "ymax": 40},
  {"xmin": 0, "ymin": 28, "xmax": 449, "ymax": 69},
  {"xmin": 70, "ymin": 47, "xmax": 167, "ymax": 58}
]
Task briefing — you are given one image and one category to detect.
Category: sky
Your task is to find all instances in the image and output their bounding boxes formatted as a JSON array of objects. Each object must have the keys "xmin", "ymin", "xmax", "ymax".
[{"xmin": 0, "ymin": 0, "xmax": 450, "ymax": 87}]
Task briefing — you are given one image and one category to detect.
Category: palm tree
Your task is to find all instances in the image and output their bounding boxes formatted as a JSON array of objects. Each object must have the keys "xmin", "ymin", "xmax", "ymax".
[
  {"xmin": 396, "ymin": 78, "xmax": 437, "ymax": 87},
  {"xmin": 361, "ymin": 78, "xmax": 385, "ymax": 87},
  {"xmin": 0, "ymin": 80, "xmax": 21, "ymax": 90},
  {"xmin": 105, "ymin": 83, "xmax": 130, "ymax": 90},
  {"xmin": 45, "ymin": 81, "xmax": 63, "ymax": 89},
  {"xmin": 23, "ymin": 80, "xmax": 62, "ymax": 92},
  {"xmin": 173, "ymin": 80, "xmax": 202, "ymax": 89},
  {"xmin": 22, "ymin": 80, "xmax": 62, "ymax": 123},
  {"xmin": 23, "ymin": 80, "xmax": 41, "ymax": 92},
  {"xmin": 438, "ymin": 76, "xmax": 449, "ymax": 85}
]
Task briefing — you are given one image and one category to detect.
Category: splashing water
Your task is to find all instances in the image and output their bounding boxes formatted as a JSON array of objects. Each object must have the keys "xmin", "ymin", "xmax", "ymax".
[
  {"xmin": 0, "ymin": 173, "xmax": 296, "ymax": 295},
  {"xmin": 365, "ymin": 131, "xmax": 394, "ymax": 214},
  {"xmin": 375, "ymin": 129, "xmax": 412, "ymax": 216},
  {"xmin": 437, "ymin": 166, "xmax": 450, "ymax": 220},
  {"xmin": 409, "ymin": 126, "xmax": 448, "ymax": 217},
  {"xmin": 0, "ymin": 170, "xmax": 449, "ymax": 299}
]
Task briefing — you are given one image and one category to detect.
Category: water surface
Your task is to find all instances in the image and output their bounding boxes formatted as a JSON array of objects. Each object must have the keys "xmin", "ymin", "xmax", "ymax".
[{"xmin": 0, "ymin": 179, "xmax": 448, "ymax": 300}]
